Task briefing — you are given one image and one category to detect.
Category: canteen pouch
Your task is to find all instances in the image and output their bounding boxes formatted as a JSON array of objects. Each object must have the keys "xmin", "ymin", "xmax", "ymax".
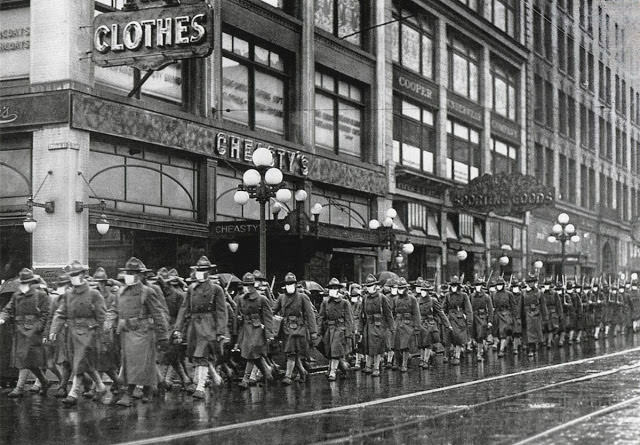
[
  {"xmin": 287, "ymin": 316, "xmax": 299, "ymax": 330},
  {"xmin": 250, "ymin": 313, "xmax": 262, "ymax": 328},
  {"xmin": 373, "ymin": 313, "xmax": 382, "ymax": 327}
]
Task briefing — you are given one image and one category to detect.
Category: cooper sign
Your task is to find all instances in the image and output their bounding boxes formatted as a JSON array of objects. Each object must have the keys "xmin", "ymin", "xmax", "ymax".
[
  {"xmin": 450, "ymin": 173, "xmax": 555, "ymax": 216},
  {"xmin": 92, "ymin": 0, "xmax": 213, "ymax": 70}
]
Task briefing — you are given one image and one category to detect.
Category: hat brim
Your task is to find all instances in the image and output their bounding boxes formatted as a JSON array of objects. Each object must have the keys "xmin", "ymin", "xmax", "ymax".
[{"xmin": 19, "ymin": 276, "xmax": 40, "ymax": 284}]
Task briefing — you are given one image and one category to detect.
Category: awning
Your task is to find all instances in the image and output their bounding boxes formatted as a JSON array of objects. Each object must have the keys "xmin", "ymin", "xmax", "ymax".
[{"xmin": 93, "ymin": 210, "xmax": 209, "ymax": 238}]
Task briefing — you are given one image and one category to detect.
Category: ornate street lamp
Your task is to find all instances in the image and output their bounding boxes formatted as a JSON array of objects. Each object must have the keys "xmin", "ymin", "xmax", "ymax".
[
  {"xmin": 369, "ymin": 208, "xmax": 414, "ymax": 272},
  {"xmin": 547, "ymin": 212, "xmax": 580, "ymax": 277}
]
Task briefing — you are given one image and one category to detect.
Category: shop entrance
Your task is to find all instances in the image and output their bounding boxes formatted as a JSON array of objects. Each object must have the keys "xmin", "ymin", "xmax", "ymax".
[{"xmin": 0, "ymin": 227, "xmax": 30, "ymax": 281}]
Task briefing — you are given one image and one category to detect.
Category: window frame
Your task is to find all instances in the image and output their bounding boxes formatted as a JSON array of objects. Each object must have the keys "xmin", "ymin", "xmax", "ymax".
[
  {"xmin": 391, "ymin": 6, "xmax": 436, "ymax": 80},
  {"xmin": 446, "ymin": 118, "xmax": 481, "ymax": 184},
  {"xmin": 392, "ymin": 95, "xmax": 437, "ymax": 174},
  {"xmin": 490, "ymin": 61, "xmax": 518, "ymax": 121},
  {"xmin": 447, "ymin": 34, "xmax": 481, "ymax": 103},
  {"xmin": 314, "ymin": 0, "xmax": 364, "ymax": 47}
]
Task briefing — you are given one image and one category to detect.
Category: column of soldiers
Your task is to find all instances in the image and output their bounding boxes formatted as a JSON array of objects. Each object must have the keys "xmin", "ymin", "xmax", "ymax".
[{"xmin": 2, "ymin": 259, "xmax": 640, "ymax": 406}]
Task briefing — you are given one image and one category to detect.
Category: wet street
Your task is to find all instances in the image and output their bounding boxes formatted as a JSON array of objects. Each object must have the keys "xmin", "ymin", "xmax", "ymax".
[{"xmin": 3, "ymin": 335, "xmax": 640, "ymax": 445}]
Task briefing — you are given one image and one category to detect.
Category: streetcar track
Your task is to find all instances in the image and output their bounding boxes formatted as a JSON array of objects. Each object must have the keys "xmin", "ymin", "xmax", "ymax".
[
  {"xmin": 114, "ymin": 346, "xmax": 640, "ymax": 445},
  {"xmin": 512, "ymin": 395, "xmax": 640, "ymax": 445},
  {"xmin": 311, "ymin": 362, "xmax": 640, "ymax": 444}
]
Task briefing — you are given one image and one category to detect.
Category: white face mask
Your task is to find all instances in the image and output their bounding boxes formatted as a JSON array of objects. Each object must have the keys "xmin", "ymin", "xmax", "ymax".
[
  {"xmin": 420, "ymin": 290, "xmax": 427, "ymax": 297},
  {"xmin": 56, "ymin": 286, "xmax": 67, "ymax": 295},
  {"xmin": 367, "ymin": 286, "xmax": 376, "ymax": 294},
  {"xmin": 390, "ymin": 288, "xmax": 398, "ymax": 295},
  {"xmin": 19, "ymin": 283, "xmax": 30, "ymax": 294},
  {"xmin": 70, "ymin": 275, "xmax": 83, "ymax": 287},
  {"xmin": 328, "ymin": 289, "xmax": 339, "ymax": 298},
  {"xmin": 633, "ymin": 286, "xmax": 638, "ymax": 291},
  {"xmin": 475, "ymin": 286, "xmax": 482, "ymax": 292},
  {"xmin": 350, "ymin": 296, "xmax": 359, "ymax": 303},
  {"xmin": 496, "ymin": 285, "xmax": 504, "ymax": 291},
  {"xmin": 543, "ymin": 285, "xmax": 550, "ymax": 291},
  {"xmin": 123, "ymin": 274, "xmax": 136, "ymax": 286},
  {"xmin": 285, "ymin": 284, "xmax": 296, "ymax": 294},
  {"xmin": 398, "ymin": 288, "xmax": 405, "ymax": 295},
  {"xmin": 450, "ymin": 286, "xmax": 458, "ymax": 293},
  {"xmin": 594, "ymin": 287, "xmax": 599, "ymax": 291},
  {"xmin": 620, "ymin": 289, "xmax": 625, "ymax": 294},
  {"xmin": 513, "ymin": 287, "xmax": 520, "ymax": 294},
  {"xmin": 195, "ymin": 271, "xmax": 206, "ymax": 282}
]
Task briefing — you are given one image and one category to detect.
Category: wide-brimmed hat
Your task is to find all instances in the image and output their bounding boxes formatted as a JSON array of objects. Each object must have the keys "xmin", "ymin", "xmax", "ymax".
[
  {"xmin": 386, "ymin": 278, "xmax": 399, "ymax": 288},
  {"xmin": 54, "ymin": 273, "xmax": 71, "ymax": 287},
  {"xmin": 449, "ymin": 275, "xmax": 460, "ymax": 285},
  {"xmin": 191, "ymin": 256, "xmax": 216, "ymax": 271},
  {"xmin": 67, "ymin": 260, "xmax": 89, "ymax": 277},
  {"xmin": 362, "ymin": 274, "xmax": 378, "ymax": 286},
  {"xmin": 526, "ymin": 274, "xmax": 538, "ymax": 283},
  {"xmin": 18, "ymin": 268, "xmax": 40, "ymax": 284},
  {"xmin": 252, "ymin": 270, "xmax": 267, "ymax": 282},
  {"xmin": 92, "ymin": 267, "xmax": 109, "ymax": 282},
  {"xmin": 119, "ymin": 257, "xmax": 148, "ymax": 272},
  {"xmin": 284, "ymin": 272, "xmax": 297, "ymax": 284},
  {"xmin": 327, "ymin": 277, "xmax": 342, "ymax": 289},
  {"xmin": 242, "ymin": 272, "xmax": 256, "ymax": 285},
  {"xmin": 398, "ymin": 277, "xmax": 409, "ymax": 288}
]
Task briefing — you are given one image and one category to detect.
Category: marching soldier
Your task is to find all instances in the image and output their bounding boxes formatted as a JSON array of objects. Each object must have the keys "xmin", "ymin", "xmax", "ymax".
[
  {"xmin": 273, "ymin": 272, "xmax": 318, "ymax": 385},
  {"xmin": 392, "ymin": 278, "xmax": 420, "ymax": 372},
  {"xmin": 318, "ymin": 278, "xmax": 354, "ymax": 381},
  {"xmin": 542, "ymin": 278, "xmax": 563, "ymax": 348},
  {"xmin": 469, "ymin": 278, "xmax": 493, "ymax": 362},
  {"xmin": 443, "ymin": 276, "xmax": 472, "ymax": 365},
  {"xmin": 111, "ymin": 257, "xmax": 169, "ymax": 407},
  {"xmin": 49, "ymin": 261, "xmax": 107, "ymax": 406},
  {"xmin": 562, "ymin": 282, "xmax": 577, "ymax": 344},
  {"xmin": 44, "ymin": 273, "xmax": 71, "ymax": 398},
  {"xmin": 348, "ymin": 284, "xmax": 364, "ymax": 369},
  {"xmin": 492, "ymin": 278, "xmax": 514, "ymax": 357},
  {"xmin": 234, "ymin": 272, "xmax": 274, "ymax": 389},
  {"xmin": 416, "ymin": 279, "xmax": 451, "ymax": 368},
  {"xmin": 593, "ymin": 281, "xmax": 606, "ymax": 340},
  {"xmin": 573, "ymin": 284, "xmax": 585, "ymax": 343},
  {"xmin": 630, "ymin": 280, "xmax": 640, "ymax": 332},
  {"xmin": 605, "ymin": 284, "xmax": 617, "ymax": 338},
  {"xmin": 511, "ymin": 280, "xmax": 524, "ymax": 354},
  {"xmin": 91, "ymin": 267, "xmax": 122, "ymax": 396},
  {"xmin": 360, "ymin": 274, "xmax": 394, "ymax": 377},
  {"xmin": 0, "ymin": 268, "xmax": 50, "ymax": 398},
  {"xmin": 173, "ymin": 257, "xmax": 227, "ymax": 398},
  {"xmin": 522, "ymin": 275, "xmax": 547, "ymax": 357}
]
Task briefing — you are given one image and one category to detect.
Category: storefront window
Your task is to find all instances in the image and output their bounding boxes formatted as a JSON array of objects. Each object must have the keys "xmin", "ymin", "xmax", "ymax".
[
  {"xmin": 0, "ymin": 7, "xmax": 30, "ymax": 81},
  {"xmin": 446, "ymin": 119, "xmax": 480, "ymax": 183},
  {"xmin": 490, "ymin": 138, "xmax": 518, "ymax": 174},
  {"xmin": 311, "ymin": 189, "xmax": 370, "ymax": 229},
  {"xmin": 491, "ymin": 62, "xmax": 518, "ymax": 121},
  {"xmin": 392, "ymin": 96, "xmax": 436, "ymax": 173},
  {"xmin": 448, "ymin": 34, "xmax": 480, "ymax": 102},
  {"xmin": 487, "ymin": 0, "xmax": 517, "ymax": 37},
  {"xmin": 314, "ymin": 0, "xmax": 362, "ymax": 46},
  {"xmin": 391, "ymin": 6, "xmax": 435, "ymax": 79},
  {"xmin": 314, "ymin": 71, "xmax": 363, "ymax": 158},
  {"xmin": 0, "ymin": 135, "xmax": 31, "ymax": 207},
  {"xmin": 222, "ymin": 32, "xmax": 287, "ymax": 136},
  {"xmin": 88, "ymin": 139, "xmax": 199, "ymax": 220}
]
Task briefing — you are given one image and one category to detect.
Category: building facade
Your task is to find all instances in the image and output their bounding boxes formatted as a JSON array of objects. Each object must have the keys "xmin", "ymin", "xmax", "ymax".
[{"xmin": 527, "ymin": 0, "xmax": 640, "ymax": 279}]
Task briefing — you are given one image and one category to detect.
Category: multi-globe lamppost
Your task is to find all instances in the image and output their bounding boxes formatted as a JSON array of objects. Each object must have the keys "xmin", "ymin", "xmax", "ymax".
[
  {"xmin": 547, "ymin": 212, "xmax": 580, "ymax": 277},
  {"xmin": 233, "ymin": 147, "xmax": 306, "ymax": 276},
  {"xmin": 368, "ymin": 208, "xmax": 414, "ymax": 271}
]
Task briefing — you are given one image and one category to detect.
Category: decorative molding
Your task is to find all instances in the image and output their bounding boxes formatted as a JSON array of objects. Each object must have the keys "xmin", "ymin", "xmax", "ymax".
[
  {"xmin": 315, "ymin": 32, "xmax": 375, "ymax": 65},
  {"xmin": 227, "ymin": 0, "xmax": 302, "ymax": 32}
]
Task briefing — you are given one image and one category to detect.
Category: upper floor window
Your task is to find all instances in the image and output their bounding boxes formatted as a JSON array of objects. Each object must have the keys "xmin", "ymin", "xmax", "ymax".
[
  {"xmin": 221, "ymin": 32, "xmax": 288, "ymax": 136},
  {"xmin": 391, "ymin": 7, "xmax": 435, "ymax": 80},
  {"xmin": 457, "ymin": 0, "xmax": 480, "ymax": 12},
  {"xmin": 314, "ymin": 71, "xmax": 364, "ymax": 158},
  {"xmin": 314, "ymin": 0, "xmax": 362, "ymax": 46},
  {"xmin": 392, "ymin": 96, "xmax": 436, "ymax": 174},
  {"xmin": 487, "ymin": 0, "xmax": 517, "ymax": 37},
  {"xmin": 490, "ymin": 138, "xmax": 518, "ymax": 174},
  {"xmin": 491, "ymin": 62, "xmax": 518, "ymax": 121},
  {"xmin": 448, "ymin": 35, "xmax": 480, "ymax": 102},
  {"xmin": 446, "ymin": 119, "xmax": 480, "ymax": 184}
]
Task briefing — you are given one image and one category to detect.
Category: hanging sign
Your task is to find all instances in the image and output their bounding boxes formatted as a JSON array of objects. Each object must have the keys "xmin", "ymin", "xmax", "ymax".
[
  {"xmin": 450, "ymin": 173, "xmax": 555, "ymax": 216},
  {"xmin": 92, "ymin": 0, "xmax": 213, "ymax": 70}
]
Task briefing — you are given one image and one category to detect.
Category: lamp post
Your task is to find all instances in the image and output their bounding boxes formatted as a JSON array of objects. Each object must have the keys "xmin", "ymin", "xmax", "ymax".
[
  {"xmin": 233, "ymin": 147, "xmax": 290, "ymax": 277},
  {"xmin": 547, "ymin": 212, "xmax": 580, "ymax": 277},
  {"xmin": 369, "ymin": 208, "xmax": 414, "ymax": 273}
]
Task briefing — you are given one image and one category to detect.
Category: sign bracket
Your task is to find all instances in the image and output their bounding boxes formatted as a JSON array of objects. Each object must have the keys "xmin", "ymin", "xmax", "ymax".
[{"xmin": 127, "ymin": 69, "xmax": 155, "ymax": 98}]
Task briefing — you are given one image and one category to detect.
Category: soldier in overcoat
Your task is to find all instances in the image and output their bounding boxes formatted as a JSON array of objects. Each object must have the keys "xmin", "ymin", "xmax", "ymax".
[
  {"xmin": 173, "ymin": 256, "xmax": 227, "ymax": 399},
  {"xmin": 44, "ymin": 273, "xmax": 71, "ymax": 398},
  {"xmin": 469, "ymin": 278, "xmax": 494, "ymax": 361},
  {"xmin": 492, "ymin": 278, "xmax": 513, "ymax": 357},
  {"xmin": 443, "ymin": 276, "xmax": 472, "ymax": 365},
  {"xmin": 415, "ymin": 279, "xmax": 450, "ymax": 367},
  {"xmin": 541, "ymin": 278, "xmax": 563, "ymax": 347},
  {"xmin": 348, "ymin": 284, "xmax": 364, "ymax": 369},
  {"xmin": 360, "ymin": 274, "xmax": 394, "ymax": 377},
  {"xmin": 318, "ymin": 278, "xmax": 353, "ymax": 381},
  {"xmin": 0, "ymin": 268, "xmax": 50, "ymax": 398},
  {"xmin": 273, "ymin": 272, "xmax": 318, "ymax": 385},
  {"xmin": 522, "ymin": 275, "xmax": 547, "ymax": 357},
  {"xmin": 629, "ymin": 280, "xmax": 640, "ymax": 332},
  {"xmin": 91, "ymin": 267, "xmax": 122, "ymax": 395},
  {"xmin": 392, "ymin": 278, "xmax": 420, "ymax": 372},
  {"xmin": 234, "ymin": 272, "xmax": 274, "ymax": 388},
  {"xmin": 593, "ymin": 282, "xmax": 606, "ymax": 339},
  {"xmin": 110, "ymin": 257, "xmax": 169, "ymax": 407},
  {"xmin": 50, "ymin": 261, "xmax": 107, "ymax": 406},
  {"xmin": 511, "ymin": 281, "xmax": 524, "ymax": 354}
]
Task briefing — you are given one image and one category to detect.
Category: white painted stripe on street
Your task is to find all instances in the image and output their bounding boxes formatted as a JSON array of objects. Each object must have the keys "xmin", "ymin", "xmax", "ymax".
[
  {"xmin": 313, "ymin": 361, "xmax": 640, "ymax": 444},
  {"xmin": 513, "ymin": 395, "xmax": 640, "ymax": 445},
  {"xmin": 115, "ymin": 346, "xmax": 640, "ymax": 445}
]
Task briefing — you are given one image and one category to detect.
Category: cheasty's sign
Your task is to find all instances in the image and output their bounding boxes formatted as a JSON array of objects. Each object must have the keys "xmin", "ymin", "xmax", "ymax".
[
  {"xmin": 450, "ymin": 173, "xmax": 555, "ymax": 216},
  {"xmin": 92, "ymin": 0, "xmax": 213, "ymax": 70}
]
